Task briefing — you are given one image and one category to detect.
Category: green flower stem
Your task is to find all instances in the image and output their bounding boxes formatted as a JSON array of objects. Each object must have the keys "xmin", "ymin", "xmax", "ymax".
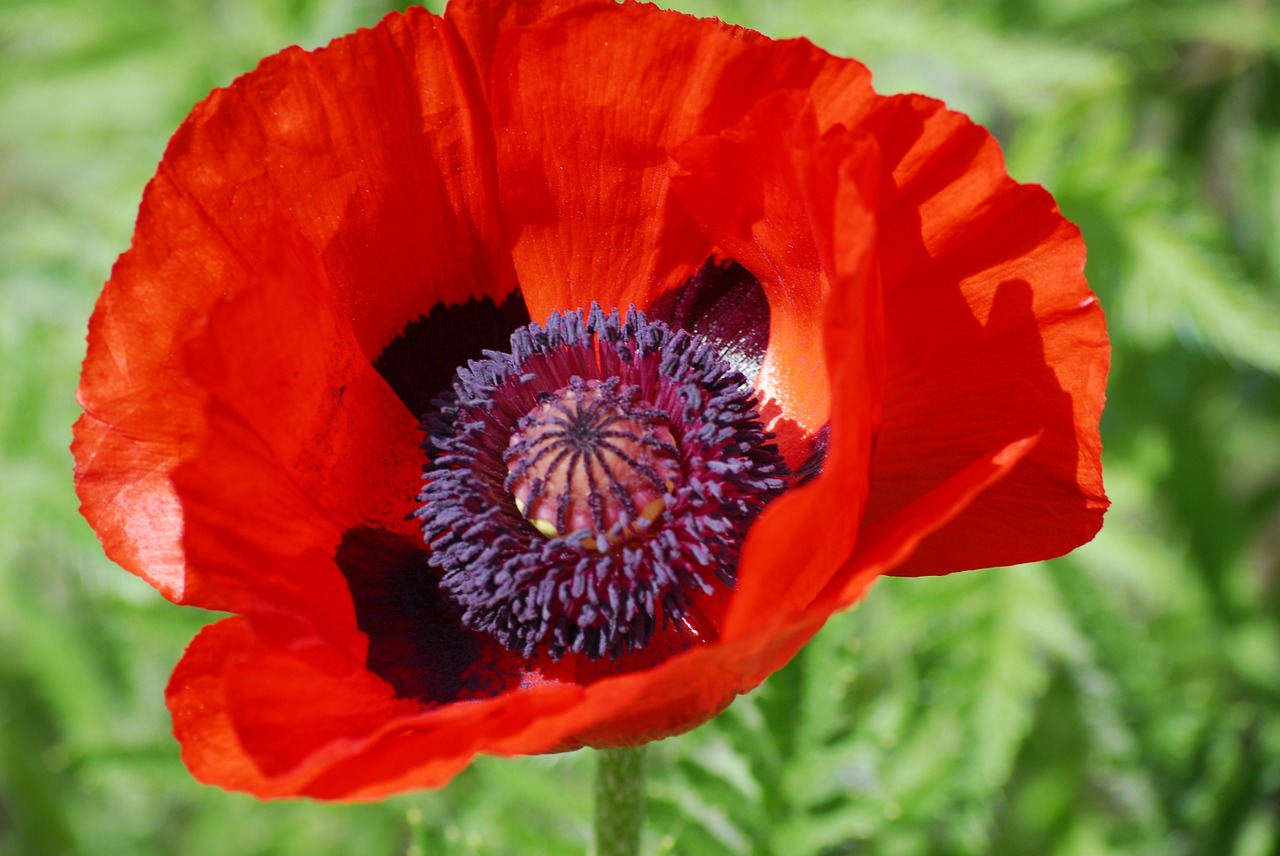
[{"xmin": 594, "ymin": 746, "xmax": 647, "ymax": 856}]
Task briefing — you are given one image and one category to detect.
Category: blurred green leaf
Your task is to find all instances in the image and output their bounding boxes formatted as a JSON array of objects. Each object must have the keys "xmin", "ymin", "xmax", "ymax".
[{"xmin": 1123, "ymin": 221, "xmax": 1280, "ymax": 374}]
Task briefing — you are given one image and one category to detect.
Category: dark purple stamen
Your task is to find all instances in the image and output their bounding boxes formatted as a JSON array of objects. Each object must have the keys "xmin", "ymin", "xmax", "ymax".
[{"xmin": 417, "ymin": 305, "xmax": 789, "ymax": 661}]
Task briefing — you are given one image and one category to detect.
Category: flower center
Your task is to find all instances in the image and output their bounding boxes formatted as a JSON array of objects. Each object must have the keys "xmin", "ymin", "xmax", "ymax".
[
  {"xmin": 504, "ymin": 379, "xmax": 680, "ymax": 551},
  {"xmin": 417, "ymin": 306, "xmax": 789, "ymax": 661}
]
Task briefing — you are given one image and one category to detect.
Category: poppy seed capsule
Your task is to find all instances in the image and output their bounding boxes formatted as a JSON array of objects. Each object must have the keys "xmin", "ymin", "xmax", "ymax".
[
  {"xmin": 504, "ymin": 379, "xmax": 681, "ymax": 551},
  {"xmin": 418, "ymin": 306, "xmax": 790, "ymax": 661}
]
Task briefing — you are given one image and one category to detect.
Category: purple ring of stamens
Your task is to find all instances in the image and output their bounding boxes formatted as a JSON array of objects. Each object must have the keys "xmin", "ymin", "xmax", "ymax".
[{"xmin": 416, "ymin": 305, "xmax": 790, "ymax": 661}]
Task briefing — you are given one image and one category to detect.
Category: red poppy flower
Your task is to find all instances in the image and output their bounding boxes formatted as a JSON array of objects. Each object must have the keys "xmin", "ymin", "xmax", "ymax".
[{"xmin": 74, "ymin": 0, "xmax": 1108, "ymax": 799}]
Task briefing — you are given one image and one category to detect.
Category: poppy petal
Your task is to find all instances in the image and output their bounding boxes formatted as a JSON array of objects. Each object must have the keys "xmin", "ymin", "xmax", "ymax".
[
  {"xmin": 732, "ymin": 133, "xmax": 886, "ymax": 631},
  {"xmin": 173, "ymin": 617, "xmax": 411, "ymax": 784},
  {"xmin": 445, "ymin": 0, "xmax": 596, "ymax": 98},
  {"xmin": 74, "ymin": 9, "xmax": 513, "ymax": 604},
  {"xmin": 168, "ymin": 617, "xmax": 319, "ymax": 798},
  {"xmin": 563, "ymin": 612, "xmax": 829, "ymax": 749},
  {"xmin": 160, "ymin": 8, "xmax": 515, "ymax": 353},
  {"xmin": 171, "ymin": 222, "xmax": 422, "ymax": 620},
  {"xmin": 73, "ymin": 406, "xmax": 189, "ymax": 601},
  {"xmin": 167, "ymin": 616, "xmax": 531, "ymax": 799},
  {"xmin": 172, "ymin": 612, "xmax": 669, "ymax": 799},
  {"xmin": 486, "ymin": 3, "xmax": 873, "ymax": 322},
  {"xmin": 857, "ymin": 95, "xmax": 1107, "ymax": 574},
  {"xmin": 667, "ymin": 92, "xmax": 884, "ymax": 632},
  {"xmin": 822, "ymin": 434, "xmax": 1042, "ymax": 610},
  {"xmin": 671, "ymin": 91, "xmax": 832, "ymax": 458}
]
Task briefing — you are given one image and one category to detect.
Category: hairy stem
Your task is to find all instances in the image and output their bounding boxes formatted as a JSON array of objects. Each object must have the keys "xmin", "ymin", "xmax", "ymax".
[{"xmin": 593, "ymin": 746, "xmax": 647, "ymax": 856}]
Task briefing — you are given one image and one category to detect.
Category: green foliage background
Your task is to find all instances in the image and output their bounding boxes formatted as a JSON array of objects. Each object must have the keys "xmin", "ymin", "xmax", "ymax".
[{"xmin": 2, "ymin": 0, "xmax": 1278, "ymax": 853}]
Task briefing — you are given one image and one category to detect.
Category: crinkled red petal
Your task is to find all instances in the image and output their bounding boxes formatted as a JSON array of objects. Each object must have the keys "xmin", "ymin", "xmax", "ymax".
[
  {"xmin": 670, "ymin": 91, "xmax": 832, "ymax": 461},
  {"xmin": 445, "ymin": 0, "xmax": 599, "ymax": 99},
  {"xmin": 485, "ymin": 2, "xmax": 872, "ymax": 323},
  {"xmin": 854, "ymin": 95, "xmax": 1108, "ymax": 574},
  {"xmin": 74, "ymin": 9, "xmax": 513, "ymax": 604},
  {"xmin": 167, "ymin": 616, "xmax": 590, "ymax": 799},
  {"xmin": 667, "ymin": 91, "xmax": 884, "ymax": 634},
  {"xmin": 163, "ymin": 8, "xmax": 515, "ymax": 354},
  {"xmin": 171, "ymin": 222, "xmax": 422, "ymax": 620},
  {"xmin": 818, "ymin": 434, "xmax": 1042, "ymax": 610}
]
